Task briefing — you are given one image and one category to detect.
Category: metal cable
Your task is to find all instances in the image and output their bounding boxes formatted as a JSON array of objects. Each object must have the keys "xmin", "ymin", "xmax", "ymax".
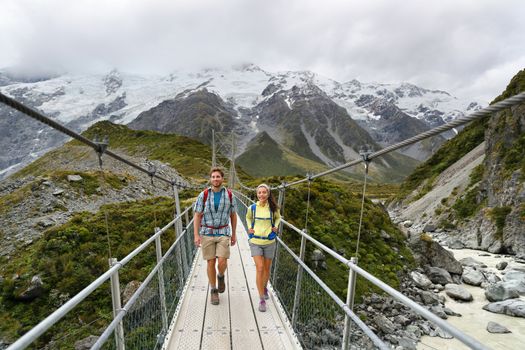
[
  {"xmin": 277, "ymin": 91, "xmax": 525, "ymax": 189},
  {"xmin": 0, "ymin": 91, "xmax": 200, "ymax": 190},
  {"xmin": 355, "ymin": 162, "xmax": 369, "ymax": 256},
  {"xmin": 304, "ymin": 177, "xmax": 312, "ymax": 232}
]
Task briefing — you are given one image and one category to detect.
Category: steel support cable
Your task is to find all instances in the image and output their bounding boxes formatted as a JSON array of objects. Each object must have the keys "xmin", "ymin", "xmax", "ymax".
[
  {"xmin": 276, "ymin": 91, "xmax": 525, "ymax": 189},
  {"xmin": 304, "ymin": 177, "xmax": 312, "ymax": 232},
  {"xmin": 355, "ymin": 160, "xmax": 369, "ymax": 257},
  {"xmin": 0, "ymin": 91, "xmax": 201, "ymax": 190}
]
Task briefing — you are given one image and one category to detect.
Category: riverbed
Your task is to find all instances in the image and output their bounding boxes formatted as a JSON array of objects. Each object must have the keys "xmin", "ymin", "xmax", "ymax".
[{"xmin": 417, "ymin": 248, "xmax": 525, "ymax": 350}]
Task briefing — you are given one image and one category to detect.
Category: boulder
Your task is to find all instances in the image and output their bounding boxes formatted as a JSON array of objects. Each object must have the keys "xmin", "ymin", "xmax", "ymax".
[
  {"xmin": 67, "ymin": 175, "xmax": 83, "ymax": 182},
  {"xmin": 445, "ymin": 284, "xmax": 473, "ymax": 301},
  {"xmin": 485, "ymin": 282, "xmax": 520, "ymax": 302},
  {"xmin": 423, "ymin": 224, "xmax": 436, "ymax": 233},
  {"xmin": 486, "ymin": 321, "xmax": 511, "ymax": 334},
  {"xmin": 483, "ymin": 299, "xmax": 525, "ymax": 317},
  {"xmin": 15, "ymin": 275, "xmax": 44, "ymax": 301},
  {"xmin": 425, "ymin": 266, "xmax": 453, "ymax": 285},
  {"xmin": 74, "ymin": 335, "xmax": 99, "ymax": 350},
  {"xmin": 411, "ymin": 238, "xmax": 463, "ymax": 275},
  {"xmin": 496, "ymin": 261, "xmax": 508, "ymax": 270},
  {"xmin": 459, "ymin": 257, "xmax": 486, "ymax": 268},
  {"xmin": 373, "ymin": 315, "xmax": 397, "ymax": 334},
  {"xmin": 410, "ymin": 271, "xmax": 432, "ymax": 289},
  {"xmin": 462, "ymin": 267, "xmax": 484, "ymax": 286},
  {"xmin": 122, "ymin": 281, "xmax": 141, "ymax": 305}
]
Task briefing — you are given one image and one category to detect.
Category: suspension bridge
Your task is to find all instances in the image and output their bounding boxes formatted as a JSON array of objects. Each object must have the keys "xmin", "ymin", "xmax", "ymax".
[{"xmin": 1, "ymin": 91, "xmax": 525, "ymax": 350}]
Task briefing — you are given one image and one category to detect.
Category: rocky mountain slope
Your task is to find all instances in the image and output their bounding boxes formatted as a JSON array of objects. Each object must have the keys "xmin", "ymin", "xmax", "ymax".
[
  {"xmin": 0, "ymin": 65, "xmax": 479, "ymax": 180},
  {"xmin": 390, "ymin": 69, "xmax": 525, "ymax": 256}
]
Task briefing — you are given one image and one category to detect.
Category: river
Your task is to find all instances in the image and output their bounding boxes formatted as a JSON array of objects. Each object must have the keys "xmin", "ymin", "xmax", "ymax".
[{"xmin": 417, "ymin": 248, "xmax": 525, "ymax": 350}]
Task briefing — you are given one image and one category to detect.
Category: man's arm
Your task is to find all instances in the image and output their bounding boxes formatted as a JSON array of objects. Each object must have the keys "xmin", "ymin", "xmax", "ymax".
[
  {"xmin": 193, "ymin": 212, "xmax": 203, "ymax": 247},
  {"xmin": 230, "ymin": 212, "xmax": 237, "ymax": 246}
]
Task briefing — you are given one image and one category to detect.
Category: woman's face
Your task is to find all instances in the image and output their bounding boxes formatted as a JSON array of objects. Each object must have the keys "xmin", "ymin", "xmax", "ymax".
[{"xmin": 257, "ymin": 187, "xmax": 269, "ymax": 202}]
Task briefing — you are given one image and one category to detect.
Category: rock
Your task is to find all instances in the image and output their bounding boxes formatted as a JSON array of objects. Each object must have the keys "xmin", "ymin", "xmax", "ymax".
[
  {"xmin": 397, "ymin": 337, "xmax": 416, "ymax": 350},
  {"xmin": 462, "ymin": 267, "xmax": 484, "ymax": 286},
  {"xmin": 429, "ymin": 306, "xmax": 448, "ymax": 319},
  {"xmin": 15, "ymin": 275, "xmax": 44, "ymax": 301},
  {"xmin": 459, "ymin": 257, "xmax": 487, "ymax": 268},
  {"xmin": 311, "ymin": 249, "xmax": 325, "ymax": 261},
  {"xmin": 485, "ymin": 282, "xmax": 520, "ymax": 302},
  {"xmin": 423, "ymin": 224, "xmax": 436, "ymax": 233},
  {"xmin": 447, "ymin": 239, "xmax": 465, "ymax": 249},
  {"xmin": 403, "ymin": 220, "xmax": 413, "ymax": 228},
  {"xmin": 67, "ymin": 175, "xmax": 83, "ymax": 182},
  {"xmin": 411, "ymin": 239, "xmax": 463, "ymax": 275},
  {"xmin": 435, "ymin": 327, "xmax": 453, "ymax": 339},
  {"xmin": 486, "ymin": 273, "xmax": 501, "ymax": 284},
  {"xmin": 380, "ymin": 230, "xmax": 391, "ymax": 240},
  {"xmin": 425, "ymin": 266, "xmax": 453, "ymax": 285},
  {"xmin": 406, "ymin": 325, "xmax": 421, "ymax": 338},
  {"xmin": 445, "ymin": 284, "xmax": 473, "ymax": 301},
  {"xmin": 486, "ymin": 321, "xmax": 511, "ymax": 334},
  {"xmin": 52, "ymin": 189, "xmax": 64, "ymax": 196},
  {"xmin": 122, "ymin": 281, "xmax": 141, "ymax": 305},
  {"xmin": 443, "ymin": 307, "xmax": 461, "ymax": 317},
  {"xmin": 373, "ymin": 315, "xmax": 397, "ymax": 334},
  {"xmin": 420, "ymin": 291, "xmax": 440, "ymax": 305},
  {"xmin": 504, "ymin": 269, "xmax": 525, "ymax": 283},
  {"xmin": 483, "ymin": 299, "xmax": 525, "ymax": 317},
  {"xmin": 496, "ymin": 261, "xmax": 508, "ymax": 270},
  {"xmin": 74, "ymin": 335, "xmax": 99, "ymax": 350},
  {"xmin": 410, "ymin": 271, "xmax": 432, "ymax": 289}
]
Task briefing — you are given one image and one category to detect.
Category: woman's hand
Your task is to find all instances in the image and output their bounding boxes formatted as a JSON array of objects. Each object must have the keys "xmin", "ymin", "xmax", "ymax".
[
  {"xmin": 272, "ymin": 227, "xmax": 278, "ymax": 232},
  {"xmin": 248, "ymin": 228, "xmax": 255, "ymax": 234}
]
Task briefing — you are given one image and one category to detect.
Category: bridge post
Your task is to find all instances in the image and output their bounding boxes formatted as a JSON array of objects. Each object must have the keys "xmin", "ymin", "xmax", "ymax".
[
  {"xmin": 291, "ymin": 231, "xmax": 307, "ymax": 327},
  {"xmin": 272, "ymin": 187, "xmax": 285, "ymax": 286},
  {"xmin": 155, "ymin": 228, "xmax": 169, "ymax": 339},
  {"xmin": 342, "ymin": 257, "xmax": 358, "ymax": 349},
  {"xmin": 173, "ymin": 185, "xmax": 188, "ymax": 277},
  {"xmin": 109, "ymin": 258, "xmax": 125, "ymax": 350}
]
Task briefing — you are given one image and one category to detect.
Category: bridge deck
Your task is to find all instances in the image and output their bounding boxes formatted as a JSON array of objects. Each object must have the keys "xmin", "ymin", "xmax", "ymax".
[{"xmin": 164, "ymin": 216, "xmax": 301, "ymax": 349}]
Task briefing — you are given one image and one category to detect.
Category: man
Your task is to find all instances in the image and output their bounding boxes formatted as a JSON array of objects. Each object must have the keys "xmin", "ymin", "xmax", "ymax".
[{"xmin": 194, "ymin": 167, "xmax": 237, "ymax": 305}]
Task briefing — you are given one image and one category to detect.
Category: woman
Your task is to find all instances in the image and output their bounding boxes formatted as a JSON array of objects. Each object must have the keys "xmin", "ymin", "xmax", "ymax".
[{"xmin": 246, "ymin": 183, "xmax": 281, "ymax": 312}]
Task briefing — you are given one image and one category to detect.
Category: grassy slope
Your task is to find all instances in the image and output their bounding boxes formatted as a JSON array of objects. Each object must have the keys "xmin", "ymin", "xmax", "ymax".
[
  {"xmin": 15, "ymin": 121, "xmax": 217, "ymax": 181},
  {"xmin": 0, "ymin": 194, "xmax": 196, "ymax": 347},
  {"xmin": 242, "ymin": 177, "xmax": 414, "ymax": 302}
]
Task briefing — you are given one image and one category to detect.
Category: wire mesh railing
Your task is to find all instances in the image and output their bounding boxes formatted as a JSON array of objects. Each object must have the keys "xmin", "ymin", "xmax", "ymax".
[
  {"xmin": 233, "ymin": 190, "xmax": 387, "ymax": 350},
  {"xmin": 7, "ymin": 207, "xmax": 197, "ymax": 350}
]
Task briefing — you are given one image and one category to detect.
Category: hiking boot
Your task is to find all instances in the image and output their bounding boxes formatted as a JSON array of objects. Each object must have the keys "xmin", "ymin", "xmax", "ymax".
[
  {"xmin": 210, "ymin": 288, "xmax": 219, "ymax": 305},
  {"xmin": 258, "ymin": 299, "xmax": 267, "ymax": 312},
  {"xmin": 217, "ymin": 275, "xmax": 225, "ymax": 293},
  {"xmin": 263, "ymin": 287, "xmax": 269, "ymax": 300}
]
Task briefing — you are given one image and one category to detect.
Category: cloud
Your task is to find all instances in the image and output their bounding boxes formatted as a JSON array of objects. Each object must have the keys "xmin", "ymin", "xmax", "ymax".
[{"xmin": 1, "ymin": 0, "xmax": 524, "ymax": 102}]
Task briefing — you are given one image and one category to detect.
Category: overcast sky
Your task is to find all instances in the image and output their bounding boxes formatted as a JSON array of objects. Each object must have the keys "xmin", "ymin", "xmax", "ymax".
[{"xmin": 1, "ymin": 0, "xmax": 524, "ymax": 103}]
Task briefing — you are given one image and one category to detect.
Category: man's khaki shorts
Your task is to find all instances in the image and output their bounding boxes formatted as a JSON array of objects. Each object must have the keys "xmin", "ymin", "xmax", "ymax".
[{"xmin": 201, "ymin": 235, "xmax": 231, "ymax": 260}]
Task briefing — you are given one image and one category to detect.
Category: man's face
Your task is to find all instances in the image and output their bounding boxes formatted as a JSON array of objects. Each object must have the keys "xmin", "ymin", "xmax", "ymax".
[{"xmin": 210, "ymin": 171, "xmax": 224, "ymax": 187}]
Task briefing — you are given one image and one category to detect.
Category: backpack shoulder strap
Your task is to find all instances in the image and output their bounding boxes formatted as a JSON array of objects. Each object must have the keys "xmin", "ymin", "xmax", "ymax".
[
  {"xmin": 250, "ymin": 203, "xmax": 256, "ymax": 229},
  {"xmin": 203, "ymin": 188, "xmax": 209, "ymax": 207},
  {"xmin": 227, "ymin": 189, "xmax": 233, "ymax": 204}
]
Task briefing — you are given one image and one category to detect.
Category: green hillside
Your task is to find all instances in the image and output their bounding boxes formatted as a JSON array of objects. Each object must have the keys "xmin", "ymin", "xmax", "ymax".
[
  {"xmin": 0, "ymin": 194, "xmax": 196, "ymax": 348},
  {"xmin": 395, "ymin": 69, "xmax": 525, "ymax": 202},
  {"xmin": 241, "ymin": 176, "xmax": 415, "ymax": 301}
]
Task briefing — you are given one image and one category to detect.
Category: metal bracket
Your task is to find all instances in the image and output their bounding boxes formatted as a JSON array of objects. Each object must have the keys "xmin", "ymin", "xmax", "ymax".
[{"xmin": 93, "ymin": 135, "xmax": 109, "ymax": 168}]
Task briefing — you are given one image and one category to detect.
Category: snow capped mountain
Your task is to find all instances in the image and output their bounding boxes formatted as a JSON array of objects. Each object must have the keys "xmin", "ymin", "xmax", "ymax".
[{"xmin": 0, "ymin": 64, "xmax": 481, "ymax": 179}]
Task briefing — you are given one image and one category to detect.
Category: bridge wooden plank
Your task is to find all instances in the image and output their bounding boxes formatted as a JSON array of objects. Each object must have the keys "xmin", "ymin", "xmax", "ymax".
[
  {"xmin": 165, "ymin": 251, "xmax": 208, "ymax": 350},
  {"xmin": 229, "ymin": 238, "xmax": 263, "ymax": 349},
  {"xmin": 235, "ymin": 220, "xmax": 300, "ymax": 350}
]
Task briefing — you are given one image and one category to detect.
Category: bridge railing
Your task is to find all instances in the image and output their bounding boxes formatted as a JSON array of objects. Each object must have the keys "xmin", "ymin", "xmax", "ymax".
[
  {"xmin": 233, "ymin": 190, "xmax": 489, "ymax": 350},
  {"xmin": 7, "ymin": 206, "xmax": 197, "ymax": 350}
]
